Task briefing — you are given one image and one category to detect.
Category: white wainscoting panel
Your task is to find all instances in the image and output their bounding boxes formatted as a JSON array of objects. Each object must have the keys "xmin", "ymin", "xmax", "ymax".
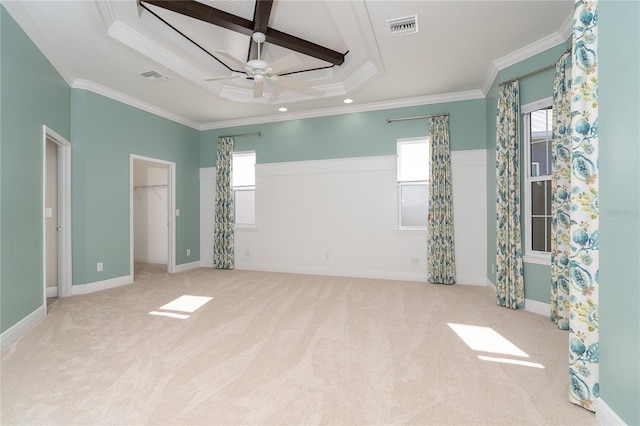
[{"xmin": 201, "ymin": 150, "xmax": 487, "ymax": 283}]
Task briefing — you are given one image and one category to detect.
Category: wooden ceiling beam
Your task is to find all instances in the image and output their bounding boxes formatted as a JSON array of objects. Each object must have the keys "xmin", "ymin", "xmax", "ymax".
[
  {"xmin": 248, "ymin": 0, "xmax": 274, "ymax": 61},
  {"xmin": 140, "ymin": 0, "xmax": 347, "ymax": 66}
]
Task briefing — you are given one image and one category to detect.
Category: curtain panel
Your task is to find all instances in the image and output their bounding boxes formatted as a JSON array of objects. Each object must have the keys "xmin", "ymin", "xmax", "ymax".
[
  {"xmin": 495, "ymin": 81, "xmax": 525, "ymax": 309},
  {"xmin": 550, "ymin": 50, "xmax": 573, "ymax": 331},
  {"xmin": 567, "ymin": 0, "xmax": 600, "ymax": 411},
  {"xmin": 213, "ymin": 137, "xmax": 235, "ymax": 269},
  {"xmin": 427, "ymin": 115, "xmax": 456, "ymax": 284}
]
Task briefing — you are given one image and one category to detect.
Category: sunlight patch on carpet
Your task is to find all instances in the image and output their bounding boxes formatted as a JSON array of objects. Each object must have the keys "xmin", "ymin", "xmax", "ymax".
[
  {"xmin": 478, "ymin": 355, "xmax": 545, "ymax": 369},
  {"xmin": 149, "ymin": 295, "xmax": 213, "ymax": 319},
  {"xmin": 447, "ymin": 323, "xmax": 529, "ymax": 357}
]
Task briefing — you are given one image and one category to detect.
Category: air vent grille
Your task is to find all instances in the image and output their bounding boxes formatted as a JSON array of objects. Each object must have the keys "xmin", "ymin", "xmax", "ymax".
[
  {"xmin": 387, "ymin": 15, "xmax": 418, "ymax": 36},
  {"xmin": 139, "ymin": 70, "xmax": 169, "ymax": 82}
]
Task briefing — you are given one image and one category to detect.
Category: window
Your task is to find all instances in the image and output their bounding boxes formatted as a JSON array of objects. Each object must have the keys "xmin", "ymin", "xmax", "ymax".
[
  {"xmin": 523, "ymin": 101, "xmax": 552, "ymax": 262},
  {"xmin": 397, "ymin": 138, "xmax": 429, "ymax": 229},
  {"xmin": 232, "ymin": 151, "xmax": 256, "ymax": 226}
]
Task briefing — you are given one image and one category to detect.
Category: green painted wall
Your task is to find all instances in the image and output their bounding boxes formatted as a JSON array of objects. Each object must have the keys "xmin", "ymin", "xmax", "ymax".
[
  {"xmin": 200, "ymin": 99, "xmax": 486, "ymax": 166},
  {"xmin": 598, "ymin": 2, "xmax": 640, "ymax": 424},
  {"xmin": 485, "ymin": 42, "xmax": 570, "ymax": 303},
  {"xmin": 70, "ymin": 90, "xmax": 201, "ymax": 286},
  {"xmin": 0, "ymin": 6, "xmax": 71, "ymax": 333}
]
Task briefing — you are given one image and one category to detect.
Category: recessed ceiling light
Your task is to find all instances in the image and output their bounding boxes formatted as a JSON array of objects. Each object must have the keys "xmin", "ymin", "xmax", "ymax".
[
  {"xmin": 278, "ymin": 107, "xmax": 288, "ymax": 112},
  {"xmin": 343, "ymin": 98, "xmax": 353, "ymax": 104}
]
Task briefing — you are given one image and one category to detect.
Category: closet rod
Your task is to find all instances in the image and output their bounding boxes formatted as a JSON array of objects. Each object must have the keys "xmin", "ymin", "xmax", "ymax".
[
  {"xmin": 499, "ymin": 46, "xmax": 572, "ymax": 87},
  {"xmin": 386, "ymin": 113, "xmax": 448, "ymax": 123},
  {"xmin": 220, "ymin": 131, "xmax": 261, "ymax": 138}
]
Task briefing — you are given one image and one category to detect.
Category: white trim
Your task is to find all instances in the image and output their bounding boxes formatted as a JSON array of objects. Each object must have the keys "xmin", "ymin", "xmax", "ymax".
[
  {"xmin": 0, "ymin": 305, "xmax": 46, "ymax": 351},
  {"xmin": 257, "ymin": 155, "xmax": 396, "ymax": 178},
  {"xmin": 486, "ymin": 278, "xmax": 497, "ymax": 292},
  {"xmin": 522, "ymin": 97, "xmax": 554, "ymax": 114},
  {"xmin": 174, "ymin": 261, "xmax": 201, "ymax": 273},
  {"xmin": 46, "ymin": 287, "xmax": 58, "ymax": 298},
  {"xmin": 199, "ymin": 167, "xmax": 216, "ymax": 180},
  {"xmin": 130, "ymin": 155, "xmax": 177, "ymax": 277},
  {"xmin": 71, "ymin": 274, "xmax": 133, "ymax": 296},
  {"xmin": 42, "ymin": 126, "xmax": 73, "ymax": 302},
  {"xmin": 595, "ymin": 398, "xmax": 627, "ymax": 426},
  {"xmin": 523, "ymin": 255, "xmax": 551, "ymax": 266},
  {"xmin": 134, "ymin": 256, "xmax": 169, "ymax": 265},
  {"xmin": 456, "ymin": 276, "xmax": 491, "ymax": 286},
  {"xmin": 200, "ymin": 90, "xmax": 484, "ymax": 130},
  {"xmin": 524, "ymin": 299, "xmax": 550, "ymax": 316},
  {"xmin": 72, "ymin": 80, "xmax": 200, "ymax": 130}
]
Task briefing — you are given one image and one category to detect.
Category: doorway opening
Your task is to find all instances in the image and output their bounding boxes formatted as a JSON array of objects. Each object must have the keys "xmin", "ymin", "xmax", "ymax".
[
  {"xmin": 42, "ymin": 126, "xmax": 72, "ymax": 308},
  {"xmin": 130, "ymin": 155, "xmax": 176, "ymax": 279}
]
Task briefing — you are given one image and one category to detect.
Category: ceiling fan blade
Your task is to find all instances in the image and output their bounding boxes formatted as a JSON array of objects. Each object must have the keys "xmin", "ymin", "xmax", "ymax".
[
  {"xmin": 253, "ymin": 79, "xmax": 264, "ymax": 98},
  {"xmin": 268, "ymin": 54, "xmax": 302, "ymax": 75},
  {"xmin": 204, "ymin": 74, "xmax": 238, "ymax": 81},
  {"xmin": 214, "ymin": 50, "xmax": 247, "ymax": 70}
]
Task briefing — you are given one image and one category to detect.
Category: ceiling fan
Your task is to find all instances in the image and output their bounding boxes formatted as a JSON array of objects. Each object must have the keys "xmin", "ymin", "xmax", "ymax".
[{"xmin": 206, "ymin": 32, "xmax": 310, "ymax": 98}]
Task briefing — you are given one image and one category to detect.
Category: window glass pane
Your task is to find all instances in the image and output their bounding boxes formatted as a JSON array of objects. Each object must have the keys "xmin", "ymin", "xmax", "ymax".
[
  {"xmin": 400, "ymin": 184, "xmax": 428, "ymax": 227},
  {"xmin": 546, "ymin": 217, "xmax": 552, "ymax": 252},
  {"xmin": 234, "ymin": 189, "xmax": 255, "ymax": 225},
  {"xmin": 233, "ymin": 152, "xmax": 255, "ymax": 187},
  {"xmin": 530, "ymin": 108, "xmax": 552, "ymax": 177},
  {"xmin": 531, "ymin": 181, "xmax": 546, "ymax": 216},
  {"xmin": 398, "ymin": 141, "xmax": 429, "ymax": 181},
  {"xmin": 531, "ymin": 217, "xmax": 546, "ymax": 252}
]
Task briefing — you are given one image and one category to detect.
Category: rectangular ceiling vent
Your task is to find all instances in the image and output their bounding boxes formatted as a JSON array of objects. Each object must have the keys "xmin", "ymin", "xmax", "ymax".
[
  {"xmin": 139, "ymin": 70, "xmax": 169, "ymax": 82},
  {"xmin": 387, "ymin": 15, "xmax": 418, "ymax": 36}
]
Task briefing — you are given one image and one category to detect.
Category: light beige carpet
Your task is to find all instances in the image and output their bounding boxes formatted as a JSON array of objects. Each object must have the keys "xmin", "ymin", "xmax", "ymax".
[{"xmin": 1, "ymin": 265, "xmax": 596, "ymax": 425}]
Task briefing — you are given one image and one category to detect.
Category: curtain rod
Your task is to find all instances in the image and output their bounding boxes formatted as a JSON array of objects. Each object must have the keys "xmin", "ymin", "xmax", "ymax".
[
  {"xmin": 386, "ymin": 113, "xmax": 448, "ymax": 123},
  {"xmin": 219, "ymin": 131, "xmax": 261, "ymax": 138},
  {"xmin": 499, "ymin": 46, "xmax": 572, "ymax": 87}
]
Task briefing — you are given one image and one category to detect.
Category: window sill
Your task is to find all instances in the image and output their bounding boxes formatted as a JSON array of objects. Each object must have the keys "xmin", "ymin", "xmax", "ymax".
[
  {"xmin": 235, "ymin": 226, "xmax": 258, "ymax": 232},
  {"xmin": 523, "ymin": 254, "xmax": 551, "ymax": 266}
]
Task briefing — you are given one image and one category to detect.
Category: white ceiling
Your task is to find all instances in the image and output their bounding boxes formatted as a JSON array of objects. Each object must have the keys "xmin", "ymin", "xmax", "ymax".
[{"xmin": 3, "ymin": 0, "xmax": 573, "ymax": 129}]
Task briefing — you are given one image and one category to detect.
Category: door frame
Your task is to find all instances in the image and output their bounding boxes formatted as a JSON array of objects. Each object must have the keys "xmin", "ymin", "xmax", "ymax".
[
  {"xmin": 42, "ymin": 125, "xmax": 72, "ymax": 303},
  {"xmin": 130, "ymin": 154, "xmax": 176, "ymax": 275}
]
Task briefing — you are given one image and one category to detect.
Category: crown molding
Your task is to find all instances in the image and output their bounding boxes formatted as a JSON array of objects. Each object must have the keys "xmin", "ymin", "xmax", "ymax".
[
  {"xmin": 71, "ymin": 79, "xmax": 200, "ymax": 130},
  {"xmin": 199, "ymin": 89, "xmax": 484, "ymax": 130},
  {"xmin": 481, "ymin": 11, "xmax": 573, "ymax": 95}
]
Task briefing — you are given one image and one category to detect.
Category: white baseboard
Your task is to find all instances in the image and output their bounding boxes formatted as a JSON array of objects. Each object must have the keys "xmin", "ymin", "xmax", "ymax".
[
  {"xmin": 596, "ymin": 398, "xmax": 626, "ymax": 425},
  {"xmin": 486, "ymin": 278, "xmax": 496, "ymax": 291},
  {"xmin": 200, "ymin": 259, "xmax": 214, "ymax": 268},
  {"xmin": 174, "ymin": 261, "xmax": 201, "ymax": 273},
  {"xmin": 0, "ymin": 304, "xmax": 46, "ymax": 351},
  {"xmin": 134, "ymin": 256, "xmax": 168, "ymax": 264},
  {"xmin": 46, "ymin": 286, "xmax": 58, "ymax": 298},
  {"xmin": 72, "ymin": 274, "xmax": 133, "ymax": 295},
  {"xmin": 235, "ymin": 262, "xmax": 429, "ymax": 282},
  {"xmin": 524, "ymin": 299, "xmax": 551, "ymax": 316},
  {"xmin": 456, "ymin": 275, "xmax": 489, "ymax": 286}
]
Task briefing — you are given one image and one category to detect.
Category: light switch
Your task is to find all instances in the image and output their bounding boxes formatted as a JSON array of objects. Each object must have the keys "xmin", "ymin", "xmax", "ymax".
[
  {"xmin": 176, "ymin": 209, "xmax": 180, "ymax": 216},
  {"xmin": 45, "ymin": 208, "xmax": 53, "ymax": 218}
]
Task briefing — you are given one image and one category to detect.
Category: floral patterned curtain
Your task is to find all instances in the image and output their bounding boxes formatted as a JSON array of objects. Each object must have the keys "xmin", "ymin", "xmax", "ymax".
[
  {"xmin": 550, "ymin": 50, "xmax": 572, "ymax": 330},
  {"xmin": 567, "ymin": 0, "xmax": 599, "ymax": 411},
  {"xmin": 427, "ymin": 115, "xmax": 456, "ymax": 284},
  {"xmin": 214, "ymin": 137, "xmax": 235, "ymax": 269},
  {"xmin": 495, "ymin": 81, "xmax": 525, "ymax": 309}
]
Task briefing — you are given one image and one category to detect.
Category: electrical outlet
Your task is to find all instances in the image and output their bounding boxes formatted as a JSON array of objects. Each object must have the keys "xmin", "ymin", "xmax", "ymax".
[
  {"xmin": 187, "ymin": 249, "xmax": 191, "ymax": 256},
  {"xmin": 97, "ymin": 262, "xmax": 103, "ymax": 272},
  {"xmin": 245, "ymin": 250, "xmax": 250, "ymax": 257},
  {"xmin": 324, "ymin": 253, "xmax": 330, "ymax": 261},
  {"xmin": 410, "ymin": 257, "xmax": 419, "ymax": 266}
]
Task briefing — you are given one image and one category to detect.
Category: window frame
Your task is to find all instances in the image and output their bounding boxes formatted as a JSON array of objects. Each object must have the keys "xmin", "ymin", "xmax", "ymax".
[
  {"xmin": 397, "ymin": 137, "xmax": 430, "ymax": 231},
  {"xmin": 522, "ymin": 98, "xmax": 553, "ymax": 265},
  {"xmin": 232, "ymin": 150, "xmax": 256, "ymax": 228}
]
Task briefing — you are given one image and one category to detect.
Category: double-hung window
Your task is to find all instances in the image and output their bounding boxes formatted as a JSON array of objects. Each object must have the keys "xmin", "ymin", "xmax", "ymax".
[
  {"xmin": 523, "ymin": 101, "xmax": 552, "ymax": 263},
  {"xmin": 232, "ymin": 151, "xmax": 256, "ymax": 227},
  {"xmin": 397, "ymin": 138, "xmax": 429, "ymax": 229}
]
